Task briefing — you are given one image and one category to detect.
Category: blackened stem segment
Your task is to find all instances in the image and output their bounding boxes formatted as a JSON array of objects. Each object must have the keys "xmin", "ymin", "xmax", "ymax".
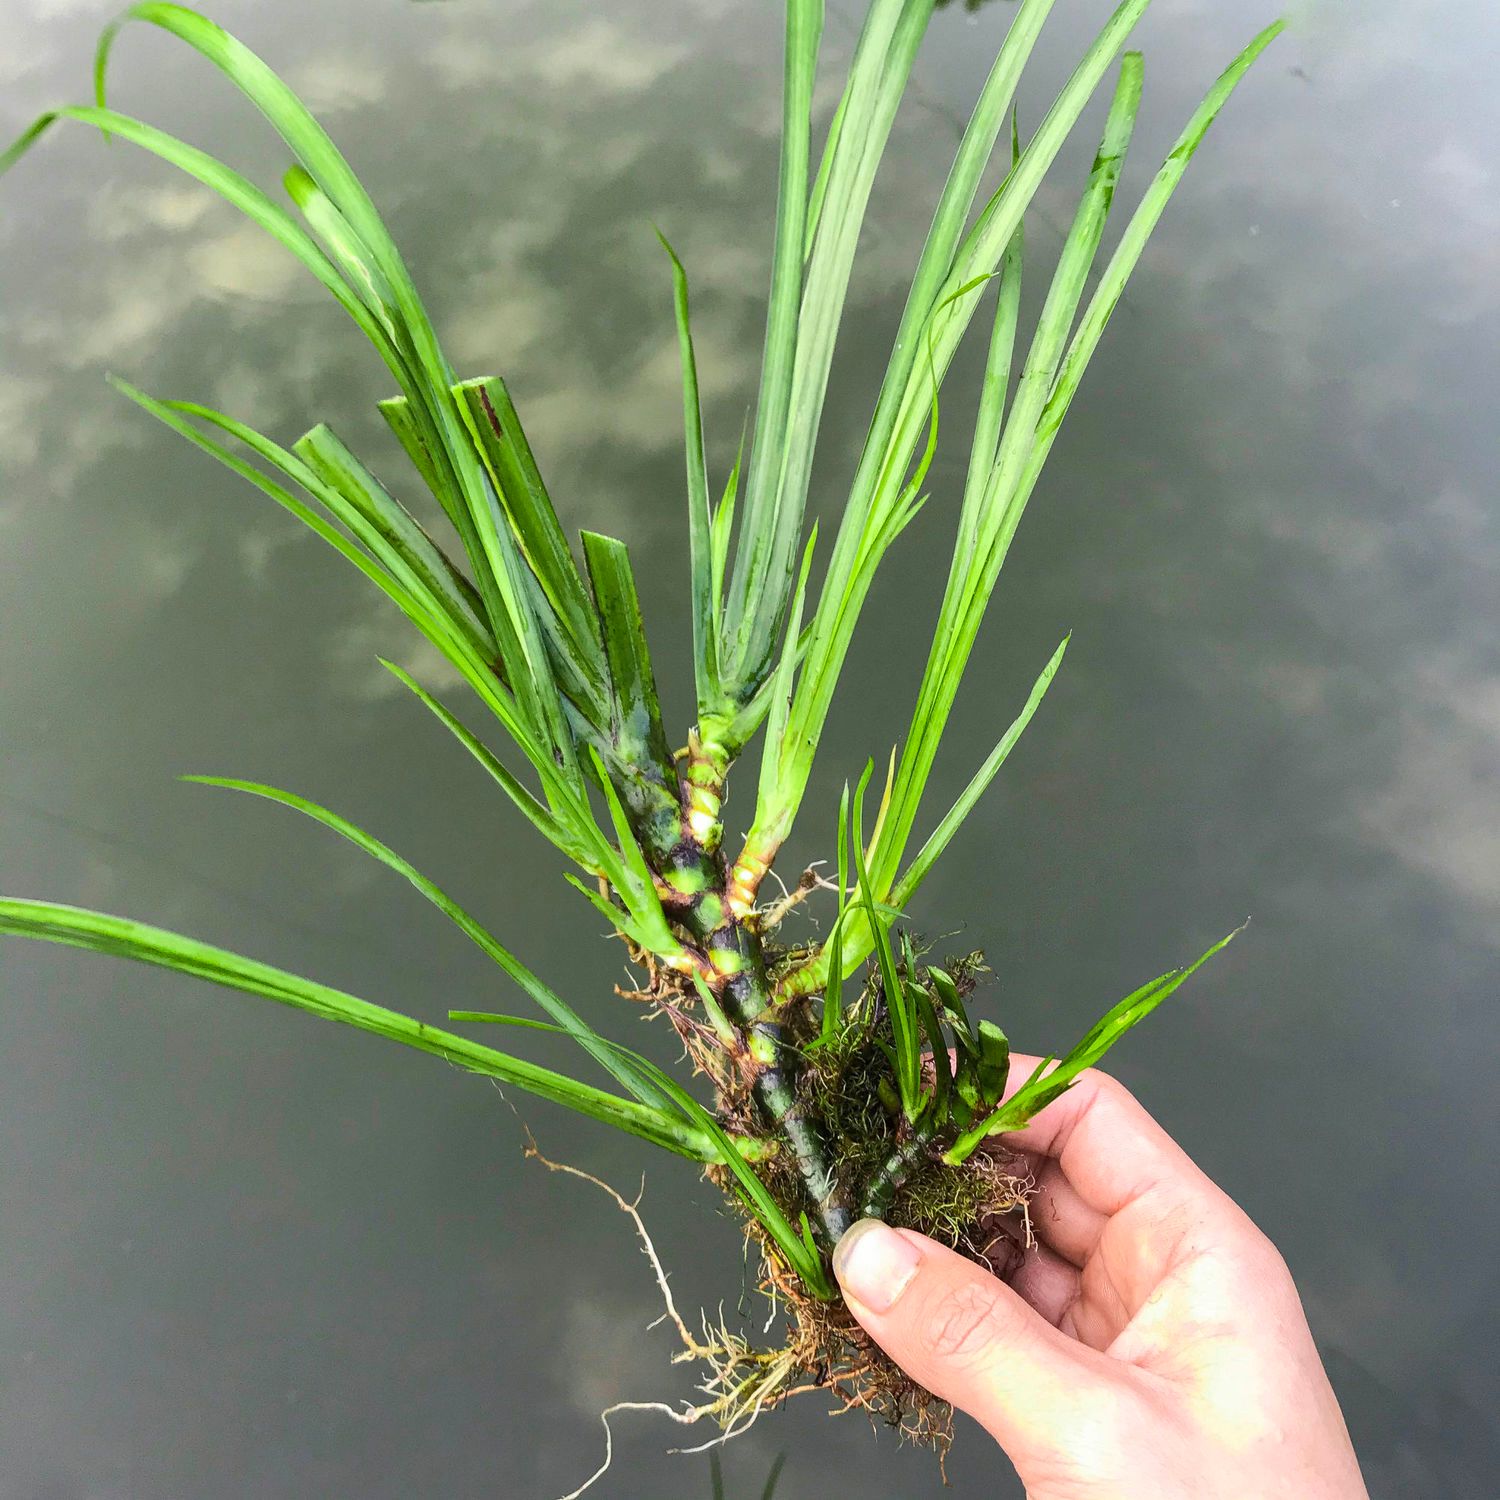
[
  {"xmin": 620, "ymin": 747, "xmax": 852, "ymax": 1248},
  {"xmin": 679, "ymin": 845, "xmax": 853, "ymax": 1248}
]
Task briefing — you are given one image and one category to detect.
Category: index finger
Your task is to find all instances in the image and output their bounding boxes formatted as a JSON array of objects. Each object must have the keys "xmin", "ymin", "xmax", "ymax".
[{"xmin": 996, "ymin": 1056, "xmax": 1222, "ymax": 1222}]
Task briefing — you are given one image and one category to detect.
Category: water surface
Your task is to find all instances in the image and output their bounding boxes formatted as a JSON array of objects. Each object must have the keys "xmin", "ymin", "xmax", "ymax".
[{"xmin": 2, "ymin": 1, "xmax": 1496, "ymax": 1495}]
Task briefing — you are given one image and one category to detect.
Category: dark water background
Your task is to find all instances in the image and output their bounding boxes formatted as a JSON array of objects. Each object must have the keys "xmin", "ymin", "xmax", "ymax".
[{"xmin": 2, "ymin": 0, "xmax": 1497, "ymax": 1495}]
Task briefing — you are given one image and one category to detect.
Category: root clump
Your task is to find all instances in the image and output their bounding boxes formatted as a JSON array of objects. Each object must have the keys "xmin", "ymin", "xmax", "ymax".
[
  {"xmin": 690, "ymin": 947, "xmax": 1034, "ymax": 1461},
  {"xmin": 571, "ymin": 937, "xmax": 1034, "ymax": 1475}
]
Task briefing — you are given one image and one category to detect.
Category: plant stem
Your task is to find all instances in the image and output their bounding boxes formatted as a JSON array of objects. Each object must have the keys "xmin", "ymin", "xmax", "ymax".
[
  {"xmin": 860, "ymin": 1111, "xmax": 939, "ymax": 1220},
  {"xmin": 677, "ymin": 847, "xmax": 852, "ymax": 1245},
  {"xmin": 613, "ymin": 751, "xmax": 852, "ymax": 1245}
]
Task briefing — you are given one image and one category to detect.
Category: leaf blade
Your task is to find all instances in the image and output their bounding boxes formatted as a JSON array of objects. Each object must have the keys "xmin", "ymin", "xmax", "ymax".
[
  {"xmin": 945, "ymin": 924, "xmax": 1246, "ymax": 1161},
  {"xmin": 0, "ymin": 897, "xmax": 713, "ymax": 1160}
]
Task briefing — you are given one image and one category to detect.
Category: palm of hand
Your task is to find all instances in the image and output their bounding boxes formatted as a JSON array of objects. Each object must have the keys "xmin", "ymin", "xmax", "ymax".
[
  {"xmin": 995, "ymin": 1070, "xmax": 1363, "ymax": 1499},
  {"xmin": 833, "ymin": 1062, "xmax": 1370, "ymax": 1500}
]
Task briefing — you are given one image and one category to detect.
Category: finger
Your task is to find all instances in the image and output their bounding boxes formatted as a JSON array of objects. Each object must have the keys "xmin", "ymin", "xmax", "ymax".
[
  {"xmin": 991, "ymin": 1201, "xmax": 1134, "ymax": 1350},
  {"xmin": 1008, "ymin": 1237, "xmax": 1082, "ymax": 1330},
  {"xmin": 998, "ymin": 1057, "xmax": 1221, "ymax": 1222},
  {"xmin": 1027, "ymin": 1156, "xmax": 1108, "ymax": 1267},
  {"xmin": 833, "ymin": 1219, "xmax": 1124, "ymax": 1456}
]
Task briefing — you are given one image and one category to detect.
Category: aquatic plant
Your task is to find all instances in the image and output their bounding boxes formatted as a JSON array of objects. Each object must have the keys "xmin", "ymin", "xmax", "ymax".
[
  {"xmin": 1, "ymin": 0, "xmax": 1278, "ymax": 1471},
  {"xmin": 711, "ymin": 1451, "xmax": 786, "ymax": 1499}
]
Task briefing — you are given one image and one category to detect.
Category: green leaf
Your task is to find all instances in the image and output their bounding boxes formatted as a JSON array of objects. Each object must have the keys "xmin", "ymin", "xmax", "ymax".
[
  {"xmin": 929, "ymin": 968, "xmax": 971, "ymax": 1044},
  {"xmin": 804, "ymin": 80, "xmax": 845, "ymax": 259},
  {"xmin": 851, "ymin": 765, "xmax": 919, "ymax": 1119},
  {"xmin": 709, "ymin": 423, "xmax": 744, "ymax": 641},
  {"xmin": 912, "ymin": 980, "xmax": 951, "ymax": 1119},
  {"xmin": 283, "ymin": 163, "xmax": 400, "ymax": 341},
  {"xmin": 115, "ymin": 385, "xmax": 606, "ymax": 840},
  {"xmin": 725, "ymin": 0, "xmax": 822, "ymax": 696},
  {"xmin": 468, "ymin": 1011, "xmax": 835, "ymax": 1299},
  {"xmin": 0, "ymin": 897, "xmax": 714, "ymax": 1161},
  {"xmin": 94, "ymin": 4, "xmax": 582, "ymax": 773},
  {"xmin": 454, "ymin": 376, "xmax": 604, "ymax": 681},
  {"xmin": 750, "ymin": 1, "xmax": 1156, "ymax": 883},
  {"xmin": 579, "ymin": 747, "xmax": 682, "ymax": 961},
  {"xmin": 974, "ymin": 1019, "xmax": 1011, "ymax": 1108},
  {"xmin": 889, "ymin": 632, "xmax": 1068, "ymax": 912},
  {"xmin": 652, "ymin": 1072, "xmax": 835, "ymax": 1299},
  {"xmin": 0, "ymin": 105, "xmax": 408, "ymax": 389},
  {"xmin": 580, "ymin": 531, "xmax": 671, "ymax": 773},
  {"xmin": 961, "ymin": 199, "xmax": 1024, "ymax": 547},
  {"xmin": 107, "ymin": 379, "xmax": 516, "ymax": 718},
  {"xmin": 1035, "ymin": 21, "xmax": 1287, "ymax": 454},
  {"xmin": 817, "ymin": 782, "xmax": 851, "ymax": 1046},
  {"xmin": 377, "ymin": 394, "xmax": 444, "ymax": 500},
  {"xmin": 136, "ymin": 386, "xmax": 537, "ymax": 728},
  {"xmin": 725, "ymin": 0, "xmax": 931, "ymax": 695},
  {"xmin": 689, "ymin": 969, "xmax": 737, "ymax": 1047},
  {"xmin": 869, "ymin": 49, "xmax": 1145, "ymax": 903},
  {"xmin": 945, "ymin": 924, "xmax": 1246, "ymax": 1162},
  {"xmin": 656, "ymin": 231, "xmax": 719, "ymax": 714},
  {"xmin": 182, "ymin": 775, "xmax": 673, "ymax": 1111},
  {"xmin": 853, "ymin": 0, "xmax": 1057, "ymax": 546},
  {"xmin": 757, "ymin": 525, "xmax": 818, "ymax": 815},
  {"xmin": 865, "ymin": 24, "xmax": 1282, "ymax": 917},
  {"xmin": 377, "ymin": 660, "xmax": 599, "ymax": 869},
  {"xmin": 294, "ymin": 422, "xmax": 492, "ymax": 656},
  {"xmin": 39, "ymin": 7, "xmax": 580, "ymax": 775}
]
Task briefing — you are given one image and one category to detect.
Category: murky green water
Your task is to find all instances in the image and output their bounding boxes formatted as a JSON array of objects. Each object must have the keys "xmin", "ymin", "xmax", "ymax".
[{"xmin": 2, "ymin": 1, "xmax": 1496, "ymax": 1495}]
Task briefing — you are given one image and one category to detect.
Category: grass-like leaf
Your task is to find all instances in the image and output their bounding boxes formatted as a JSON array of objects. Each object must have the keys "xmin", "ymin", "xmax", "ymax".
[
  {"xmin": 456, "ymin": 376, "xmax": 607, "ymax": 698},
  {"xmin": 813, "ymin": 782, "xmax": 852, "ymax": 1047},
  {"xmin": 0, "ymin": 898, "xmax": 713, "ymax": 1160},
  {"xmin": 657, "ymin": 231, "xmax": 720, "ymax": 719},
  {"xmin": 377, "ymin": 660, "xmax": 600, "ymax": 870},
  {"xmin": 581, "ymin": 531, "xmax": 672, "ymax": 774},
  {"xmin": 180, "ymin": 775, "xmax": 672, "ymax": 1110},
  {"xmin": 0, "ymin": 106, "xmax": 405, "ymax": 381},
  {"xmin": 945, "ymin": 924, "xmax": 1247, "ymax": 1162},
  {"xmin": 453, "ymin": 1013, "xmax": 835, "ymax": 1299},
  {"xmin": 295, "ymin": 422, "xmax": 493, "ymax": 656},
  {"xmin": 869, "ymin": 50, "xmax": 1143, "ymax": 903},
  {"xmin": 851, "ymin": 766, "xmax": 920, "ymax": 1119},
  {"xmin": 890, "ymin": 631, "xmax": 1068, "ymax": 908},
  {"xmin": 724, "ymin": 0, "xmax": 928, "ymax": 694},
  {"xmin": 1035, "ymin": 20, "xmax": 1287, "ymax": 454}
]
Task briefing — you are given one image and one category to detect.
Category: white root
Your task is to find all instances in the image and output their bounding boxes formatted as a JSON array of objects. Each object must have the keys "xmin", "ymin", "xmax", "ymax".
[
  {"xmin": 556, "ymin": 1400, "xmax": 709, "ymax": 1500},
  {"xmin": 526, "ymin": 1138, "xmax": 790, "ymax": 1500}
]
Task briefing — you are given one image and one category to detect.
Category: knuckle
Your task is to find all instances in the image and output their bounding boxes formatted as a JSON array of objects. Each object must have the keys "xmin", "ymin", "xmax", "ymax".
[
  {"xmin": 923, "ymin": 1281, "xmax": 1010, "ymax": 1366},
  {"xmin": 1079, "ymin": 1065, "xmax": 1132, "ymax": 1107},
  {"xmin": 1240, "ymin": 1223, "xmax": 1295, "ymax": 1287}
]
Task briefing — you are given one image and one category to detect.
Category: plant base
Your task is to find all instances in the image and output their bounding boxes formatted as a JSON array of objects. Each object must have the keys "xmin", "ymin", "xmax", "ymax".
[{"xmin": 701, "ymin": 1143, "xmax": 1031, "ymax": 1465}]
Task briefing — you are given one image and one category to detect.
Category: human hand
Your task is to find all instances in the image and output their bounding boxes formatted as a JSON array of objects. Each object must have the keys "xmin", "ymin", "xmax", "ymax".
[{"xmin": 831, "ymin": 1060, "xmax": 1369, "ymax": 1499}]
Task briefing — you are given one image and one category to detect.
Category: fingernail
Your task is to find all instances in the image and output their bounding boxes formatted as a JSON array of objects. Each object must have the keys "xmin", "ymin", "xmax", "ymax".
[{"xmin": 833, "ymin": 1218, "xmax": 923, "ymax": 1312}]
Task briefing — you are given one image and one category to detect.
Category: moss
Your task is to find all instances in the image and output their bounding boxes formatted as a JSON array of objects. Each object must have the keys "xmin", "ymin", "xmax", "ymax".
[{"xmin": 685, "ymin": 946, "xmax": 1033, "ymax": 1456}]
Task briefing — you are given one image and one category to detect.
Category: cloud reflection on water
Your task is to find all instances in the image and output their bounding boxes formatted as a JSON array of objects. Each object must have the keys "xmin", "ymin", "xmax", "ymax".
[{"xmin": 1, "ymin": 0, "xmax": 1496, "ymax": 1495}]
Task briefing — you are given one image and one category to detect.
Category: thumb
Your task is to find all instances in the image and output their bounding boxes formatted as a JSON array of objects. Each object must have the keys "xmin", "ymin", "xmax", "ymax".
[{"xmin": 833, "ymin": 1218, "xmax": 1122, "ymax": 1459}]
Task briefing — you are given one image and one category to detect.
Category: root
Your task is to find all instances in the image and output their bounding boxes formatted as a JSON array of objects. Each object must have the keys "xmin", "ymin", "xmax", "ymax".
[
  {"xmin": 524, "ymin": 1135, "xmax": 703, "ymax": 1354},
  {"xmin": 759, "ymin": 864, "xmax": 836, "ymax": 931},
  {"xmin": 529, "ymin": 937, "xmax": 1035, "ymax": 1495},
  {"xmin": 526, "ymin": 1137, "xmax": 801, "ymax": 1499},
  {"xmin": 753, "ymin": 1237, "xmax": 959, "ymax": 1465},
  {"xmin": 557, "ymin": 1401, "xmax": 702, "ymax": 1500}
]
